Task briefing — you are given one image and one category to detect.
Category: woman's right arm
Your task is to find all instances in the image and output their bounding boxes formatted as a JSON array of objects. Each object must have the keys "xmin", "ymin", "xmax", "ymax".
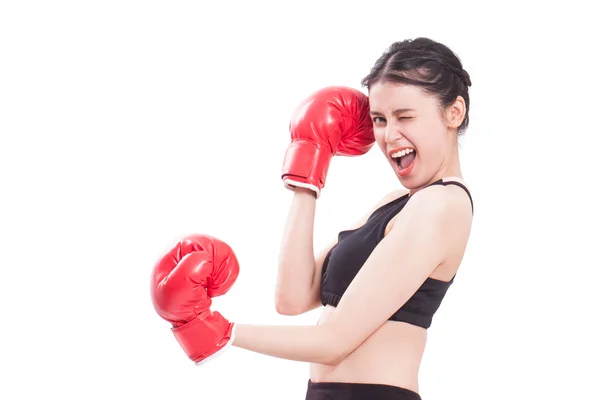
[
  {"xmin": 274, "ymin": 188, "xmax": 406, "ymax": 315},
  {"xmin": 274, "ymin": 187, "xmax": 322, "ymax": 315}
]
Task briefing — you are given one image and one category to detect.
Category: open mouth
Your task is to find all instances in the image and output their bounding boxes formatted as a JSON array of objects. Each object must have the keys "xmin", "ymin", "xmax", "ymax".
[{"xmin": 390, "ymin": 148, "xmax": 417, "ymax": 176}]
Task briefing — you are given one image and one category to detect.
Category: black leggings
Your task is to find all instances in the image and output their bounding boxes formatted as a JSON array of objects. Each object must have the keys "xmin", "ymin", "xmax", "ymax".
[{"xmin": 305, "ymin": 380, "xmax": 422, "ymax": 400}]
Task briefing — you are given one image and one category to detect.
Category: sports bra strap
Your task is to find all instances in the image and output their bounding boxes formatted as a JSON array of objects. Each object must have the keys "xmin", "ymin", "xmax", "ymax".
[{"xmin": 431, "ymin": 178, "xmax": 474, "ymax": 214}]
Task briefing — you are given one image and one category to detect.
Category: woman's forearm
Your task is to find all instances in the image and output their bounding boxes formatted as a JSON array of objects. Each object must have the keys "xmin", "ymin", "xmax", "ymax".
[
  {"xmin": 231, "ymin": 323, "xmax": 342, "ymax": 366},
  {"xmin": 275, "ymin": 189, "xmax": 318, "ymax": 307}
]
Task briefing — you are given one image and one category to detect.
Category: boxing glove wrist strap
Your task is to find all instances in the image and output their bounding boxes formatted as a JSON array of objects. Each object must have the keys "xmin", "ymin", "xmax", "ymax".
[
  {"xmin": 171, "ymin": 310, "xmax": 234, "ymax": 363},
  {"xmin": 281, "ymin": 140, "xmax": 333, "ymax": 197}
]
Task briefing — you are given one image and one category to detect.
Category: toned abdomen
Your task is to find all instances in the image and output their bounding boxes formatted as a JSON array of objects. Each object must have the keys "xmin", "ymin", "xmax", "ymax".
[{"xmin": 310, "ymin": 305, "xmax": 427, "ymax": 393}]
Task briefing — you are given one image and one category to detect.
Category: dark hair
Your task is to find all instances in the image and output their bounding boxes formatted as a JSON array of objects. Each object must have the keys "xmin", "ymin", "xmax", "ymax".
[{"xmin": 361, "ymin": 37, "xmax": 471, "ymax": 134}]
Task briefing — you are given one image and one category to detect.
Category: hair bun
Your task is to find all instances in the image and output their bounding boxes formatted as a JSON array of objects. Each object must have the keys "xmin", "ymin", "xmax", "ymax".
[{"xmin": 460, "ymin": 70, "xmax": 472, "ymax": 87}]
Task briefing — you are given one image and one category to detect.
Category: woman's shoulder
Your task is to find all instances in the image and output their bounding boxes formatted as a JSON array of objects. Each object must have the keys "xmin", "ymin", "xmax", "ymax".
[{"xmin": 408, "ymin": 178, "xmax": 473, "ymax": 222}]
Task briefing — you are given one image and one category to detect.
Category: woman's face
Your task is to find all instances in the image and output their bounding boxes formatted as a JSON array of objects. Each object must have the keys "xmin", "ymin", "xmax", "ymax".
[{"xmin": 368, "ymin": 82, "xmax": 459, "ymax": 190}]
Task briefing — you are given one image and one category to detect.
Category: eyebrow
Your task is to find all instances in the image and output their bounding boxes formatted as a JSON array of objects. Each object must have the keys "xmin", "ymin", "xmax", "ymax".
[{"xmin": 369, "ymin": 108, "xmax": 415, "ymax": 116}]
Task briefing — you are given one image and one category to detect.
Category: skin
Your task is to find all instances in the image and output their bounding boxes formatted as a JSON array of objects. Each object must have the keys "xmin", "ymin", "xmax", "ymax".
[{"xmin": 231, "ymin": 82, "xmax": 473, "ymax": 394}]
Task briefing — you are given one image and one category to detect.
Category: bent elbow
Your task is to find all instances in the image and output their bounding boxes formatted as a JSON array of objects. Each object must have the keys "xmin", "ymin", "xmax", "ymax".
[
  {"xmin": 321, "ymin": 352, "xmax": 345, "ymax": 366},
  {"xmin": 274, "ymin": 296, "xmax": 305, "ymax": 316},
  {"xmin": 318, "ymin": 326, "xmax": 350, "ymax": 366},
  {"xmin": 275, "ymin": 302, "xmax": 302, "ymax": 316}
]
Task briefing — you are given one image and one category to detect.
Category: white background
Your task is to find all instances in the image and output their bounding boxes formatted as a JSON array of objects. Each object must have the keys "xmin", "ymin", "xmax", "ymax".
[{"xmin": 1, "ymin": 1, "xmax": 599, "ymax": 399}]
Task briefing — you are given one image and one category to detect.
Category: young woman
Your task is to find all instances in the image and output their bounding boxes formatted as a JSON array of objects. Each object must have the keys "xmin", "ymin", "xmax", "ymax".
[{"xmin": 151, "ymin": 37, "xmax": 474, "ymax": 400}]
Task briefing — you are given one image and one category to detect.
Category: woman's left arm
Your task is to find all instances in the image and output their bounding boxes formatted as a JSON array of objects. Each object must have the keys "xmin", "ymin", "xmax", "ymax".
[{"xmin": 232, "ymin": 185, "xmax": 471, "ymax": 365}]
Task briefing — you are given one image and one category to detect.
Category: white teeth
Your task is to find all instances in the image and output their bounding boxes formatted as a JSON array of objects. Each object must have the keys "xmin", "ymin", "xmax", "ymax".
[{"xmin": 391, "ymin": 148, "xmax": 415, "ymax": 158}]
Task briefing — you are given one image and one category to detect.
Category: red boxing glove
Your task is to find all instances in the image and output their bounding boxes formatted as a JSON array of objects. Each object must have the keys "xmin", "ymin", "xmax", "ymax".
[
  {"xmin": 151, "ymin": 234, "xmax": 240, "ymax": 364},
  {"xmin": 281, "ymin": 86, "xmax": 375, "ymax": 198}
]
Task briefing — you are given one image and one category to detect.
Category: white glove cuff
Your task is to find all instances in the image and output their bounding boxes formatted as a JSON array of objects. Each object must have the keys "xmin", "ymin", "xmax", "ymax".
[
  {"xmin": 194, "ymin": 323, "xmax": 237, "ymax": 367},
  {"xmin": 282, "ymin": 179, "xmax": 321, "ymax": 199}
]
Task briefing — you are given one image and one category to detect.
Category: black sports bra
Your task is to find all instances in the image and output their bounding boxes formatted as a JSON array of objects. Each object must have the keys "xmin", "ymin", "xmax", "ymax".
[{"xmin": 320, "ymin": 179, "xmax": 473, "ymax": 329}]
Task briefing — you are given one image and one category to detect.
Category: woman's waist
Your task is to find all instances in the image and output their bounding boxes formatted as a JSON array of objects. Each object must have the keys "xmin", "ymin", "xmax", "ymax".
[
  {"xmin": 310, "ymin": 337, "xmax": 425, "ymax": 376},
  {"xmin": 311, "ymin": 318, "xmax": 427, "ymax": 390},
  {"xmin": 310, "ymin": 360, "xmax": 421, "ymax": 394}
]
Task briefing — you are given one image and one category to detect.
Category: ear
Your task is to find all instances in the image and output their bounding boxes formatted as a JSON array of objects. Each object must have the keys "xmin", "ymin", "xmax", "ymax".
[{"xmin": 445, "ymin": 96, "xmax": 466, "ymax": 129}]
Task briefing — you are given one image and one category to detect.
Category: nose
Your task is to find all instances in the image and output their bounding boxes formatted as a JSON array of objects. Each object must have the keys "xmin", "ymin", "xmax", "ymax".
[{"xmin": 384, "ymin": 122, "xmax": 402, "ymax": 144}]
